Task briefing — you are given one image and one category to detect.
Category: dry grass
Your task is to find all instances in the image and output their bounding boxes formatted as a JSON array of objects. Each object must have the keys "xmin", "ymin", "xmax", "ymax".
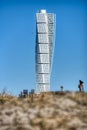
[{"xmin": 0, "ymin": 92, "xmax": 87, "ymax": 130}]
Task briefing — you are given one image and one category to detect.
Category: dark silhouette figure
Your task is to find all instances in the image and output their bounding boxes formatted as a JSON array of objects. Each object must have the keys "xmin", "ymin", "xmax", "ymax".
[{"xmin": 78, "ymin": 80, "xmax": 84, "ymax": 92}]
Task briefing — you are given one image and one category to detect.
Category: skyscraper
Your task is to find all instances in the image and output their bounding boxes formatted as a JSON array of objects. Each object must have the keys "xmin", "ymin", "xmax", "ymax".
[{"xmin": 35, "ymin": 9, "xmax": 56, "ymax": 93}]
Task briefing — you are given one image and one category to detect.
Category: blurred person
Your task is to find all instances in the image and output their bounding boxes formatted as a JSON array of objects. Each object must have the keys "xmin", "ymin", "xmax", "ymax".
[{"xmin": 78, "ymin": 80, "xmax": 84, "ymax": 92}]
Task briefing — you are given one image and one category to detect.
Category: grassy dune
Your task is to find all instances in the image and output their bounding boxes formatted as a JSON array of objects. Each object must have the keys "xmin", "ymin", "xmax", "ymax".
[{"xmin": 0, "ymin": 92, "xmax": 87, "ymax": 130}]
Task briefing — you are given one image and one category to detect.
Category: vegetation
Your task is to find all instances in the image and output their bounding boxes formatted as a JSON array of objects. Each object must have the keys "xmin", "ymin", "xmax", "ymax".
[{"xmin": 0, "ymin": 91, "xmax": 87, "ymax": 130}]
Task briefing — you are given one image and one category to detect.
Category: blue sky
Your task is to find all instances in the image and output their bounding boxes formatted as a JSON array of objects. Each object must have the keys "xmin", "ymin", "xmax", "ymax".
[{"xmin": 0, "ymin": 0, "xmax": 87, "ymax": 95}]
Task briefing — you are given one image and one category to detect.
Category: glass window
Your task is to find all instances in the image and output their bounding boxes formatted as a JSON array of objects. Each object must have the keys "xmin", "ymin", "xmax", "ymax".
[
  {"xmin": 36, "ymin": 74, "xmax": 50, "ymax": 83},
  {"xmin": 36, "ymin": 54, "xmax": 49, "ymax": 63},
  {"xmin": 37, "ymin": 23, "xmax": 48, "ymax": 33},
  {"xmin": 36, "ymin": 64, "xmax": 50, "ymax": 73},
  {"xmin": 37, "ymin": 44, "xmax": 49, "ymax": 53},
  {"xmin": 36, "ymin": 14, "xmax": 47, "ymax": 23},
  {"xmin": 38, "ymin": 34, "xmax": 49, "ymax": 43}
]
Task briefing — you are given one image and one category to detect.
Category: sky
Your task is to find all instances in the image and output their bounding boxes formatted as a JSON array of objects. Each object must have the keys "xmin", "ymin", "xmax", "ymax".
[{"xmin": 0, "ymin": 0, "xmax": 87, "ymax": 95}]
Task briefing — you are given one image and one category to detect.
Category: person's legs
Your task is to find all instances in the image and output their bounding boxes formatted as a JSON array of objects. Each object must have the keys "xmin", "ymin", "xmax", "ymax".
[{"xmin": 79, "ymin": 87, "xmax": 81, "ymax": 92}]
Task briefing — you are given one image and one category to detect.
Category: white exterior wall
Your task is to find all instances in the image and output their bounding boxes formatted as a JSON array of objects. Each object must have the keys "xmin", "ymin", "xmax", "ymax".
[{"xmin": 35, "ymin": 10, "xmax": 55, "ymax": 93}]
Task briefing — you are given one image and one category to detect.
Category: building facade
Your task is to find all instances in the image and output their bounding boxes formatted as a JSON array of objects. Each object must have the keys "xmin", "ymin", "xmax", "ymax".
[{"xmin": 35, "ymin": 9, "xmax": 56, "ymax": 93}]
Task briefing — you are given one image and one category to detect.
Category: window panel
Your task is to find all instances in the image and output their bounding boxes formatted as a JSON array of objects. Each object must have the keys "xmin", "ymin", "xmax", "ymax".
[
  {"xmin": 37, "ymin": 23, "xmax": 48, "ymax": 33},
  {"xmin": 37, "ymin": 44, "xmax": 49, "ymax": 53},
  {"xmin": 36, "ymin": 84, "xmax": 50, "ymax": 92},
  {"xmin": 48, "ymin": 35, "xmax": 54, "ymax": 43},
  {"xmin": 36, "ymin": 64, "xmax": 50, "ymax": 73},
  {"xmin": 36, "ymin": 14, "xmax": 47, "ymax": 23},
  {"xmin": 47, "ymin": 14, "xmax": 54, "ymax": 23},
  {"xmin": 48, "ymin": 24, "xmax": 54, "ymax": 34},
  {"xmin": 38, "ymin": 34, "xmax": 49, "ymax": 43},
  {"xmin": 36, "ymin": 54, "xmax": 49, "ymax": 63},
  {"xmin": 36, "ymin": 74, "xmax": 50, "ymax": 83}
]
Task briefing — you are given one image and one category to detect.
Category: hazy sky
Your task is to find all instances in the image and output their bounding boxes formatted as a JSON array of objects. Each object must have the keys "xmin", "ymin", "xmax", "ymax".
[{"xmin": 0, "ymin": 0, "xmax": 87, "ymax": 95}]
